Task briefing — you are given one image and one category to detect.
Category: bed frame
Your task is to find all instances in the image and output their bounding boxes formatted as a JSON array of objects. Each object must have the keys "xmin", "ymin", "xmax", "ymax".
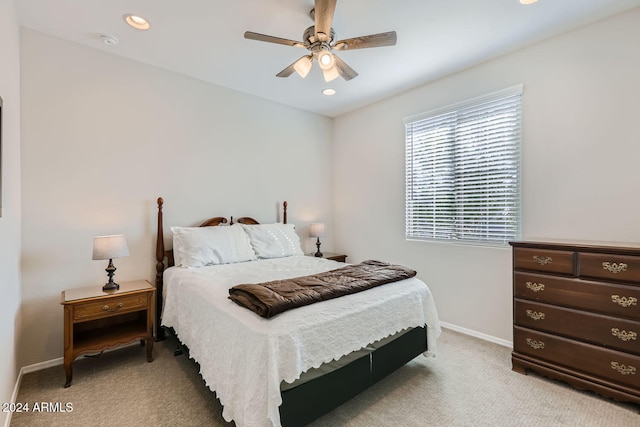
[{"xmin": 154, "ymin": 197, "xmax": 428, "ymax": 426}]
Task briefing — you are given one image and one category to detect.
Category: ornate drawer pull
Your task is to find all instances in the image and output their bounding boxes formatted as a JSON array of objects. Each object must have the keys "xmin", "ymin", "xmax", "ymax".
[
  {"xmin": 611, "ymin": 361, "xmax": 636, "ymax": 376},
  {"xmin": 526, "ymin": 310, "xmax": 545, "ymax": 321},
  {"xmin": 611, "ymin": 328, "xmax": 637, "ymax": 342},
  {"xmin": 526, "ymin": 338, "xmax": 545, "ymax": 350},
  {"xmin": 602, "ymin": 262, "xmax": 628, "ymax": 274},
  {"xmin": 611, "ymin": 295, "xmax": 638, "ymax": 308},
  {"xmin": 533, "ymin": 256, "xmax": 552, "ymax": 265},
  {"xmin": 526, "ymin": 282, "xmax": 545, "ymax": 292},
  {"xmin": 102, "ymin": 302, "xmax": 124, "ymax": 312}
]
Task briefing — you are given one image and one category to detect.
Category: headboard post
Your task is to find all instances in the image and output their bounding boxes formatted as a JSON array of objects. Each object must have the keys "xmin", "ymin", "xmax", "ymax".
[
  {"xmin": 283, "ymin": 201, "xmax": 288, "ymax": 224},
  {"xmin": 155, "ymin": 197, "xmax": 166, "ymax": 341}
]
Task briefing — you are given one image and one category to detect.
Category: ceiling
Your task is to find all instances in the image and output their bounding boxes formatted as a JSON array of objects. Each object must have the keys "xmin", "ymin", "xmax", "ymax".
[{"xmin": 16, "ymin": 0, "xmax": 640, "ymax": 117}]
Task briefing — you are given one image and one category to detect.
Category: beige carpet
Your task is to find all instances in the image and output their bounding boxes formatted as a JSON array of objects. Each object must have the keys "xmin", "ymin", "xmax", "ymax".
[{"xmin": 11, "ymin": 329, "xmax": 638, "ymax": 426}]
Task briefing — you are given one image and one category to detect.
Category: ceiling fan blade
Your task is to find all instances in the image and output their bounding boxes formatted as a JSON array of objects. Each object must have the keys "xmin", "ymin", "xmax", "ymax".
[
  {"xmin": 333, "ymin": 55, "xmax": 358, "ymax": 81},
  {"xmin": 276, "ymin": 63, "xmax": 297, "ymax": 78},
  {"xmin": 314, "ymin": 0, "xmax": 337, "ymax": 42},
  {"xmin": 244, "ymin": 31, "xmax": 305, "ymax": 48},
  {"xmin": 333, "ymin": 31, "xmax": 397, "ymax": 50}
]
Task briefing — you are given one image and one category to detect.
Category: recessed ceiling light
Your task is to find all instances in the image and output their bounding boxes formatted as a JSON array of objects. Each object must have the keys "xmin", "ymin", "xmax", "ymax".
[
  {"xmin": 520, "ymin": 0, "xmax": 539, "ymax": 4},
  {"xmin": 124, "ymin": 14, "xmax": 150, "ymax": 30},
  {"xmin": 322, "ymin": 88, "xmax": 336, "ymax": 96}
]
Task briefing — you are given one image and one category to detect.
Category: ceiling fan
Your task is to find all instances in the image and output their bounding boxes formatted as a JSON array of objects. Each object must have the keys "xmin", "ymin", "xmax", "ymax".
[{"xmin": 244, "ymin": 0, "xmax": 397, "ymax": 82}]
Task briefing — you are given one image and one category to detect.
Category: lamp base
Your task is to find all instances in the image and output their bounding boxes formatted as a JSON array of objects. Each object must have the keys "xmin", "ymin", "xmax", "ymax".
[
  {"xmin": 102, "ymin": 281, "xmax": 120, "ymax": 291},
  {"xmin": 314, "ymin": 237, "xmax": 323, "ymax": 257},
  {"xmin": 103, "ymin": 259, "xmax": 120, "ymax": 291},
  {"xmin": 314, "ymin": 251, "xmax": 323, "ymax": 257}
]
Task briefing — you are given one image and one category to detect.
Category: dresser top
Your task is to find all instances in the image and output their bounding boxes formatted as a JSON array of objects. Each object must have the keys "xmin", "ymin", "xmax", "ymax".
[
  {"xmin": 510, "ymin": 240, "xmax": 640, "ymax": 254},
  {"xmin": 62, "ymin": 280, "xmax": 153, "ymax": 303}
]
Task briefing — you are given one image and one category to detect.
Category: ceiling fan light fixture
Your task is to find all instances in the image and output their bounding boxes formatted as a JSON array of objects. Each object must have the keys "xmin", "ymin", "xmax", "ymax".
[
  {"xmin": 519, "ymin": 0, "xmax": 538, "ymax": 4},
  {"xmin": 317, "ymin": 50, "xmax": 335, "ymax": 71},
  {"xmin": 245, "ymin": 2, "xmax": 396, "ymax": 82},
  {"xmin": 322, "ymin": 66, "xmax": 340, "ymax": 82},
  {"xmin": 322, "ymin": 88, "xmax": 336, "ymax": 96},
  {"xmin": 293, "ymin": 56, "xmax": 313, "ymax": 78}
]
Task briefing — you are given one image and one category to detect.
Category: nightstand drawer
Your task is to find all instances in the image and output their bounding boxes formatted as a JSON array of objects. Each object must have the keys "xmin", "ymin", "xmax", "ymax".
[
  {"xmin": 514, "ymin": 248, "xmax": 574, "ymax": 275},
  {"xmin": 73, "ymin": 294, "xmax": 149, "ymax": 322}
]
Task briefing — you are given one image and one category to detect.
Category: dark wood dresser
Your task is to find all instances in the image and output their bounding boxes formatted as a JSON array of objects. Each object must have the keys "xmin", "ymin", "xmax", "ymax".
[{"xmin": 510, "ymin": 241, "xmax": 640, "ymax": 405}]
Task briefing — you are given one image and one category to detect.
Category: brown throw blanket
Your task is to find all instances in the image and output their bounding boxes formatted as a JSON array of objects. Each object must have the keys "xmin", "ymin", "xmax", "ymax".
[{"xmin": 228, "ymin": 260, "xmax": 417, "ymax": 318}]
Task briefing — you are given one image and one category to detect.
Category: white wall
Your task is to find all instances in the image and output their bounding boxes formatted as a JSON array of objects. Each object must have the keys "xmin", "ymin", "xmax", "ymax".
[
  {"xmin": 0, "ymin": 0, "xmax": 22, "ymax": 423},
  {"xmin": 19, "ymin": 29, "xmax": 334, "ymax": 366},
  {"xmin": 333, "ymin": 7, "xmax": 640, "ymax": 342},
  {"xmin": 17, "ymin": 5, "xmax": 640, "ymax": 367}
]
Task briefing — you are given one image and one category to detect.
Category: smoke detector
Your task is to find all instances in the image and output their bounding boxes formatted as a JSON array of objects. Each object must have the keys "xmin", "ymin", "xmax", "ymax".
[{"xmin": 100, "ymin": 35, "xmax": 119, "ymax": 46}]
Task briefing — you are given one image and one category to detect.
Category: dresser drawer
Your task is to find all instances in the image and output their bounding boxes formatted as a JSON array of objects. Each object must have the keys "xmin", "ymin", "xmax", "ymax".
[
  {"xmin": 514, "ymin": 326, "xmax": 640, "ymax": 390},
  {"xmin": 73, "ymin": 294, "xmax": 149, "ymax": 322},
  {"xmin": 515, "ymin": 300, "xmax": 640, "ymax": 354},
  {"xmin": 514, "ymin": 272, "xmax": 640, "ymax": 320},
  {"xmin": 579, "ymin": 252, "xmax": 640, "ymax": 284},
  {"xmin": 514, "ymin": 248, "xmax": 574, "ymax": 275}
]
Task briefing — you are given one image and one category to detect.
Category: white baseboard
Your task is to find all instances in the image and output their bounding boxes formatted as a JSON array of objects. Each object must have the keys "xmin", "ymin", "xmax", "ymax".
[
  {"xmin": 440, "ymin": 321, "xmax": 513, "ymax": 348},
  {"xmin": 22, "ymin": 356, "xmax": 64, "ymax": 374},
  {"xmin": 5, "ymin": 357, "xmax": 63, "ymax": 427},
  {"xmin": 6, "ymin": 342, "xmax": 142, "ymax": 427}
]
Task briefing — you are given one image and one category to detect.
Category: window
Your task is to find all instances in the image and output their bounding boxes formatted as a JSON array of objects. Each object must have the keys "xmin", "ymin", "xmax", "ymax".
[{"xmin": 405, "ymin": 86, "xmax": 522, "ymax": 245}]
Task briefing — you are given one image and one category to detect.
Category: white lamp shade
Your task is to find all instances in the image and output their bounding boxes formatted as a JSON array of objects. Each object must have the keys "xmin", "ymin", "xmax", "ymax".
[
  {"xmin": 92, "ymin": 234, "xmax": 129, "ymax": 260},
  {"xmin": 310, "ymin": 223, "xmax": 326, "ymax": 238}
]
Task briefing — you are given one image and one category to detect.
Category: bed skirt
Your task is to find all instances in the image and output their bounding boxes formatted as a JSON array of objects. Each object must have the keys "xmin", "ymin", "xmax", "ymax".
[{"xmin": 279, "ymin": 326, "xmax": 427, "ymax": 426}]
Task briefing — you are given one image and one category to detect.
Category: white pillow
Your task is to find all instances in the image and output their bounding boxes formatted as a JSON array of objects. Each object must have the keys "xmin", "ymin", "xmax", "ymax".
[
  {"xmin": 171, "ymin": 224, "xmax": 256, "ymax": 268},
  {"xmin": 241, "ymin": 223, "xmax": 304, "ymax": 259}
]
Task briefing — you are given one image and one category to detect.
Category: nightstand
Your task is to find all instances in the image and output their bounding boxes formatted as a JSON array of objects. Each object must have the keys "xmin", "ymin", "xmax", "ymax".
[
  {"xmin": 61, "ymin": 280, "xmax": 154, "ymax": 387},
  {"xmin": 306, "ymin": 252, "xmax": 348, "ymax": 263}
]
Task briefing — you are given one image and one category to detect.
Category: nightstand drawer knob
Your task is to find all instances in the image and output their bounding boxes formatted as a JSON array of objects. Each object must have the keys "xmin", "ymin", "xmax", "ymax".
[{"xmin": 102, "ymin": 303, "xmax": 124, "ymax": 312}]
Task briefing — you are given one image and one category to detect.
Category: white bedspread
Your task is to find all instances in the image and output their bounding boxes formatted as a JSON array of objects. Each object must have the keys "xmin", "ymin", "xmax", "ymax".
[{"xmin": 161, "ymin": 256, "xmax": 441, "ymax": 427}]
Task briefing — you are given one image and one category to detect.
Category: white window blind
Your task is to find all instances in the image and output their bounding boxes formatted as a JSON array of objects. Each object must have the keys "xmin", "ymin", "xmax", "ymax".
[{"xmin": 405, "ymin": 86, "xmax": 522, "ymax": 245}]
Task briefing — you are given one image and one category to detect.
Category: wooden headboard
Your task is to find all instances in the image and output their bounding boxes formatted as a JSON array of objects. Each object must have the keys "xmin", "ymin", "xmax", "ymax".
[{"xmin": 154, "ymin": 197, "xmax": 288, "ymax": 340}]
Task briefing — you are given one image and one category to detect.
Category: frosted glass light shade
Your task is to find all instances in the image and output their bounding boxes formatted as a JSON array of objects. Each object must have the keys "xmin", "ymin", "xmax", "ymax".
[
  {"xmin": 92, "ymin": 234, "xmax": 129, "ymax": 260},
  {"xmin": 294, "ymin": 56, "xmax": 313, "ymax": 78},
  {"xmin": 322, "ymin": 66, "xmax": 339, "ymax": 82},
  {"xmin": 317, "ymin": 51, "xmax": 335, "ymax": 70}
]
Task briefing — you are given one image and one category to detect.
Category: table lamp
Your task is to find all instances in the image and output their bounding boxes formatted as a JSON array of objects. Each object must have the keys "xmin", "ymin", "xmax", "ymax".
[
  {"xmin": 92, "ymin": 234, "xmax": 129, "ymax": 291},
  {"xmin": 310, "ymin": 223, "xmax": 325, "ymax": 257}
]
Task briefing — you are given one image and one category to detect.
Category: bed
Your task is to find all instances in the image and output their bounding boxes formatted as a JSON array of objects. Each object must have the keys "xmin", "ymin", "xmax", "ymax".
[{"xmin": 154, "ymin": 197, "xmax": 441, "ymax": 427}]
